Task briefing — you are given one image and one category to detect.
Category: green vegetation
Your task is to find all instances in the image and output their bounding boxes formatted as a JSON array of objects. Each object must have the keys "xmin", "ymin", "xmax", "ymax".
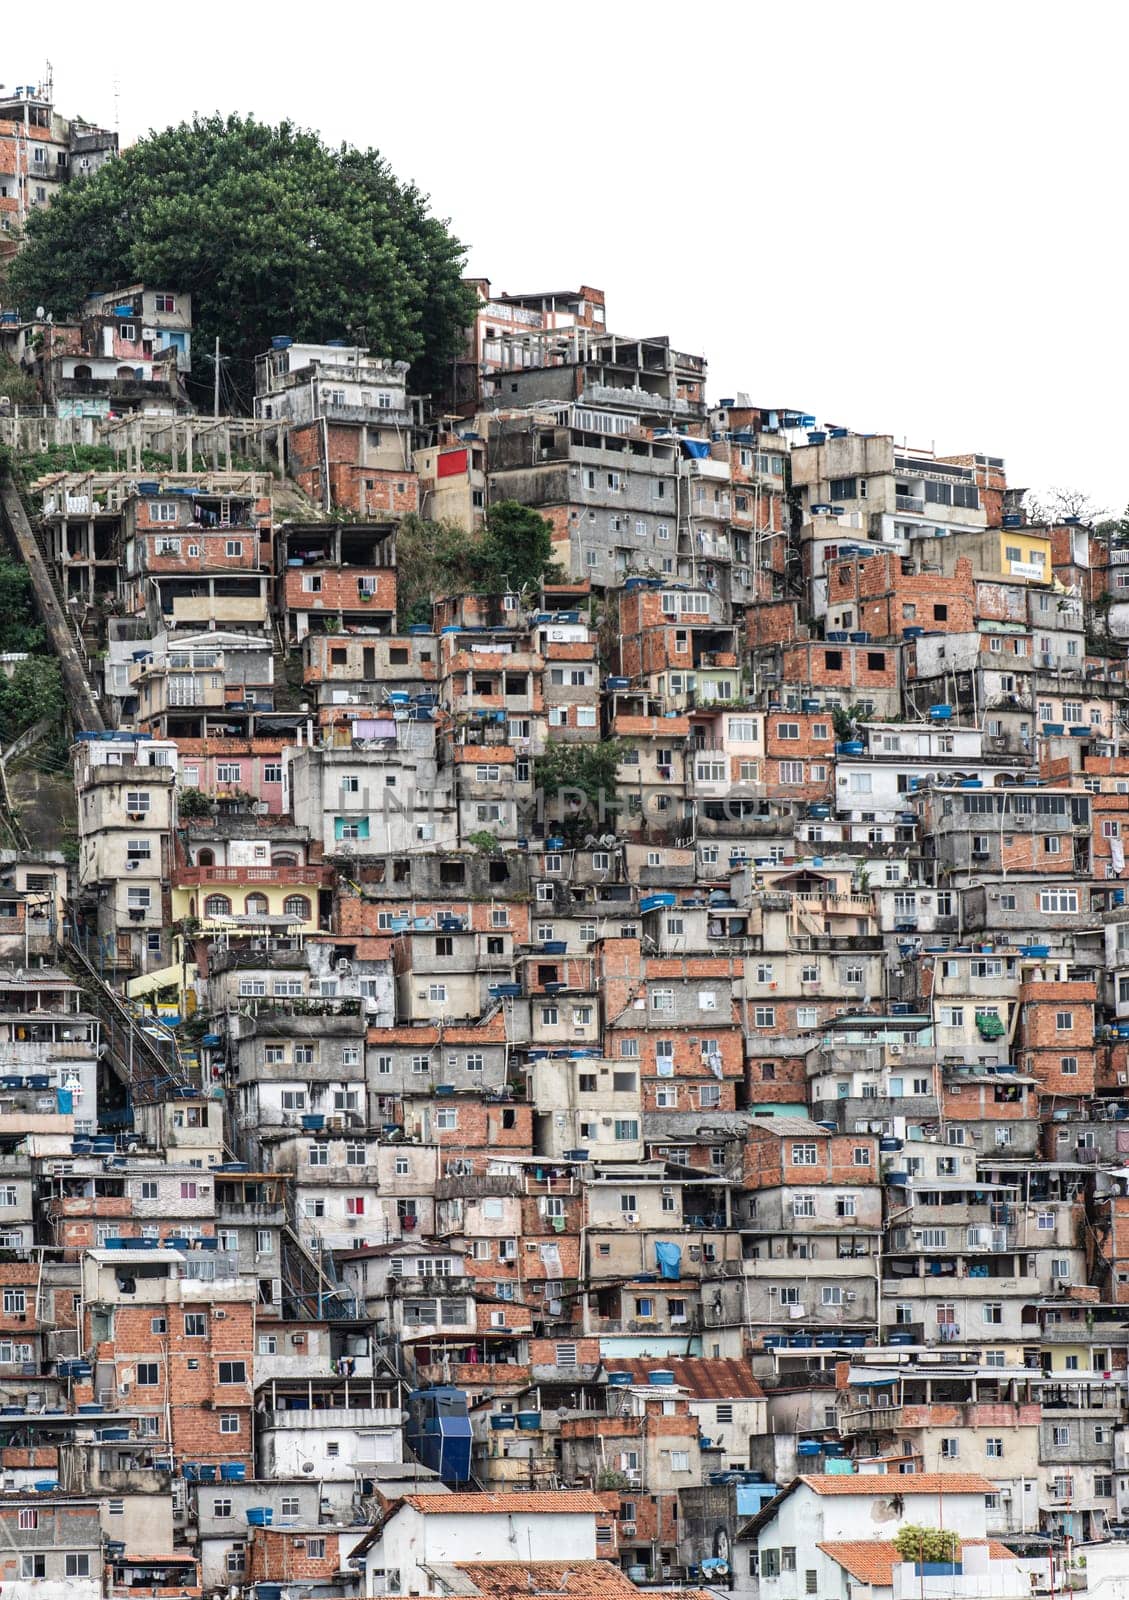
[
  {"xmin": 0, "ymin": 355, "xmax": 37, "ymax": 407},
  {"xmin": 5, "ymin": 113, "xmax": 477, "ymax": 400},
  {"xmin": 4, "ymin": 443, "xmax": 172, "ymax": 488},
  {"xmin": 396, "ymin": 501, "xmax": 561, "ymax": 626},
  {"xmin": 892, "ymin": 1527, "xmax": 960, "ymax": 1565},
  {"xmin": 536, "ymin": 740, "xmax": 625, "ymax": 808},
  {"xmin": 177, "ymin": 788, "xmax": 215, "ymax": 819},
  {"xmin": 534, "ymin": 740, "xmax": 625, "ymax": 842},
  {"xmin": 0, "ymin": 657, "xmax": 64, "ymax": 744},
  {"xmin": 0, "ymin": 560, "xmax": 45, "ymax": 654},
  {"xmin": 831, "ymin": 702, "xmax": 864, "ymax": 742}
]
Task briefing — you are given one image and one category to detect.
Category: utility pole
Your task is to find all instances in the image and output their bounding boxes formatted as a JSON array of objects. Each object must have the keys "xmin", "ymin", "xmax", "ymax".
[{"xmin": 213, "ymin": 336, "xmax": 220, "ymax": 420}]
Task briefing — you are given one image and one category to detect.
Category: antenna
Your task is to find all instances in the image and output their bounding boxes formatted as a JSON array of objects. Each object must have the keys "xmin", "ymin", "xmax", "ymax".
[
  {"xmin": 113, "ymin": 76, "xmax": 120, "ymax": 135},
  {"xmin": 42, "ymin": 61, "xmax": 53, "ymax": 103}
]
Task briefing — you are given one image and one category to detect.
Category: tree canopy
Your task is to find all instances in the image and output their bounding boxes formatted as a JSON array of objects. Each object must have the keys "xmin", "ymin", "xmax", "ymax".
[
  {"xmin": 395, "ymin": 501, "xmax": 561, "ymax": 625},
  {"xmin": 5, "ymin": 114, "xmax": 477, "ymax": 399}
]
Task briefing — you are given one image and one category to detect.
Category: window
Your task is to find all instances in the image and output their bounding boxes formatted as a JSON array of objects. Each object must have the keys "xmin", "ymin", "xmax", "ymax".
[
  {"xmin": 220, "ymin": 1412, "xmax": 241, "ymax": 1433},
  {"xmin": 66, "ymin": 1555, "xmax": 92, "ymax": 1578},
  {"xmin": 754, "ymin": 1006, "xmax": 775, "ymax": 1028},
  {"xmin": 940, "ymin": 1437, "xmax": 960, "ymax": 1460},
  {"xmin": 791, "ymin": 1143, "xmax": 818, "ymax": 1166},
  {"xmin": 136, "ymin": 1361, "xmax": 160, "ymax": 1386},
  {"xmin": 184, "ymin": 1312, "xmax": 207, "ymax": 1337},
  {"xmin": 20, "ymin": 1556, "xmax": 44, "ymax": 1580},
  {"xmin": 218, "ymin": 1360, "xmax": 247, "ymax": 1384},
  {"xmin": 17, "ymin": 1508, "xmax": 37, "ymax": 1531},
  {"xmin": 986, "ymin": 1437, "xmax": 1003, "ymax": 1458},
  {"xmin": 983, "ymin": 1303, "xmax": 1003, "ymax": 1325},
  {"xmin": 668, "ymin": 1450, "xmax": 691, "ymax": 1472},
  {"xmin": 307, "ymin": 1538, "xmax": 326, "ymax": 1560},
  {"xmin": 651, "ymin": 988, "xmax": 673, "ymax": 1012},
  {"xmin": 778, "ymin": 760, "xmax": 804, "ymax": 785},
  {"xmin": 1040, "ymin": 889, "xmax": 1079, "ymax": 913}
]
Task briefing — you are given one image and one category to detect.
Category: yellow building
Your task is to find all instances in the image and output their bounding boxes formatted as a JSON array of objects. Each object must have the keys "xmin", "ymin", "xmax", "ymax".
[{"xmin": 999, "ymin": 527, "xmax": 1052, "ymax": 583}]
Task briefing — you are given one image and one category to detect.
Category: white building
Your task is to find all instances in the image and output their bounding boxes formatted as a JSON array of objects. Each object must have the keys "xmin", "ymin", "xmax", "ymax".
[
  {"xmin": 357, "ymin": 1492, "xmax": 605, "ymax": 1596},
  {"xmin": 746, "ymin": 1473, "xmax": 998, "ymax": 1600}
]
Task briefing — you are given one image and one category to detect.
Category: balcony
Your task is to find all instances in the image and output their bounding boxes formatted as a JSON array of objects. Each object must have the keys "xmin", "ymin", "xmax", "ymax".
[
  {"xmin": 258, "ymin": 1405, "xmax": 400, "ymax": 1430},
  {"xmin": 214, "ymin": 1201, "xmax": 286, "ymax": 1226},
  {"xmin": 175, "ymin": 864, "xmax": 333, "ymax": 886},
  {"xmin": 896, "ymin": 495, "xmax": 925, "ymax": 514}
]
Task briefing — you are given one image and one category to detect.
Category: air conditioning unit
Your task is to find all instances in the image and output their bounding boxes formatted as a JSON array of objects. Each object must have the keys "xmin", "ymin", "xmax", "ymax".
[
  {"xmin": 622, "ymin": 1212, "xmax": 638, "ymax": 1224},
  {"xmin": 125, "ymin": 860, "xmax": 140, "ymax": 871},
  {"xmin": 621, "ymin": 1522, "xmax": 636, "ymax": 1537},
  {"xmin": 889, "ymin": 1045, "xmax": 903, "ymax": 1056}
]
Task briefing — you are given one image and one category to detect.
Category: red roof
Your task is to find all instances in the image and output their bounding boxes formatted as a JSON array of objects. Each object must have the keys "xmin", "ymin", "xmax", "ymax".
[
  {"xmin": 455, "ymin": 1563, "xmax": 638, "ymax": 1596},
  {"xmin": 800, "ymin": 1473, "xmax": 997, "ymax": 1497},
  {"xmin": 398, "ymin": 1491, "xmax": 607, "ymax": 1515},
  {"xmin": 818, "ymin": 1541, "xmax": 1015, "ymax": 1584},
  {"xmin": 602, "ymin": 1357, "xmax": 764, "ymax": 1400}
]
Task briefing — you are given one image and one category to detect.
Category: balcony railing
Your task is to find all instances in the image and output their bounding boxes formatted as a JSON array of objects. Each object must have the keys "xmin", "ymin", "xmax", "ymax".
[{"xmin": 175, "ymin": 865, "xmax": 332, "ymax": 886}]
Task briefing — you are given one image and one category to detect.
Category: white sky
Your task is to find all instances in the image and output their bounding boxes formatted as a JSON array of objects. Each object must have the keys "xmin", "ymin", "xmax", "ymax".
[{"xmin": 13, "ymin": 0, "xmax": 1128, "ymax": 512}]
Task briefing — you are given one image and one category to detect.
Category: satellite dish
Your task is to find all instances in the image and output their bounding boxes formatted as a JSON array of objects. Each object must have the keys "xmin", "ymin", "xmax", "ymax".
[{"xmin": 35, "ymin": 306, "xmax": 44, "ymax": 320}]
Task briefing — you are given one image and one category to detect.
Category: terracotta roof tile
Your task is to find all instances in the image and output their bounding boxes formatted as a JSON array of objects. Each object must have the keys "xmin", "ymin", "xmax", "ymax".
[
  {"xmin": 455, "ymin": 1563, "xmax": 638, "ymax": 1597},
  {"xmin": 602, "ymin": 1357, "xmax": 764, "ymax": 1400},
  {"xmin": 817, "ymin": 1543, "xmax": 901, "ymax": 1584},
  {"xmin": 399, "ymin": 1491, "xmax": 607, "ymax": 1515},
  {"xmin": 799, "ymin": 1473, "xmax": 997, "ymax": 1496},
  {"xmin": 818, "ymin": 1539, "xmax": 1016, "ymax": 1584}
]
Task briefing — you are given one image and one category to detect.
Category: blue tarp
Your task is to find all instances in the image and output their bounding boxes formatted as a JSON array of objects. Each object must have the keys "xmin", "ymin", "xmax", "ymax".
[
  {"xmin": 680, "ymin": 438, "xmax": 711, "ymax": 459},
  {"xmin": 655, "ymin": 1241, "xmax": 682, "ymax": 1280}
]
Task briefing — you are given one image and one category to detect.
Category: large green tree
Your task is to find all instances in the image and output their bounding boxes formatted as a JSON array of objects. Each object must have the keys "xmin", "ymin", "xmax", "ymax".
[{"xmin": 5, "ymin": 115, "xmax": 477, "ymax": 398}]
